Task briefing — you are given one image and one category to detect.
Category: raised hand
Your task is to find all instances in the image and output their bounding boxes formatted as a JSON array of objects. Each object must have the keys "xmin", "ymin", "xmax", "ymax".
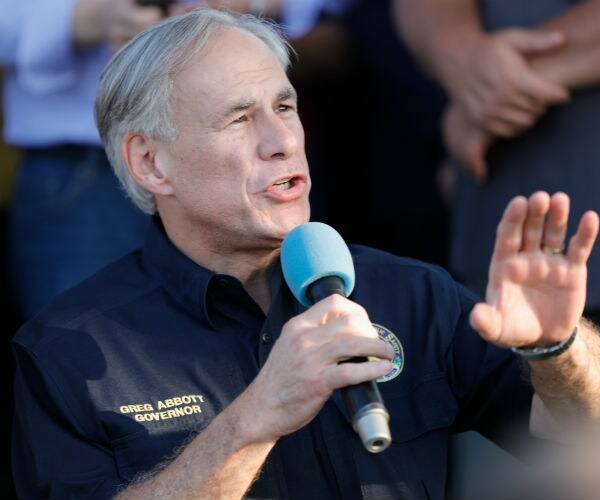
[{"xmin": 470, "ymin": 191, "xmax": 599, "ymax": 348}]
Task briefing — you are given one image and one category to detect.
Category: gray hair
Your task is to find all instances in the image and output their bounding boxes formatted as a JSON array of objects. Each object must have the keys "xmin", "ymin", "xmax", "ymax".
[{"xmin": 94, "ymin": 8, "xmax": 293, "ymax": 214}]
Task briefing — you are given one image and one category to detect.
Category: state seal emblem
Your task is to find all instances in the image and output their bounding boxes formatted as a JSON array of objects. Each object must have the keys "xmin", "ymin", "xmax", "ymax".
[{"xmin": 371, "ymin": 323, "xmax": 404, "ymax": 382}]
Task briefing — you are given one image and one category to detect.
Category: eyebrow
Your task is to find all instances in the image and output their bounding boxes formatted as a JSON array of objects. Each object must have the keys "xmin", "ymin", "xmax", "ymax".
[
  {"xmin": 278, "ymin": 86, "xmax": 298, "ymax": 102},
  {"xmin": 225, "ymin": 86, "xmax": 298, "ymax": 116}
]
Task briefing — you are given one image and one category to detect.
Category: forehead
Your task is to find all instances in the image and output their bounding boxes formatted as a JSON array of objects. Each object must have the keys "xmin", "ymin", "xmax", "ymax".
[{"xmin": 173, "ymin": 28, "xmax": 289, "ymax": 101}]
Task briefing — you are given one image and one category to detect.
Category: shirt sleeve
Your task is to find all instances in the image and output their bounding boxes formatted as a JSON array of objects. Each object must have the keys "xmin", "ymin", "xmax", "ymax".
[
  {"xmin": 11, "ymin": 0, "xmax": 84, "ymax": 94},
  {"xmin": 445, "ymin": 281, "xmax": 535, "ymax": 452},
  {"xmin": 279, "ymin": 0, "xmax": 326, "ymax": 39},
  {"xmin": 12, "ymin": 342, "xmax": 126, "ymax": 499},
  {"xmin": 0, "ymin": 0, "xmax": 27, "ymax": 64},
  {"xmin": 279, "ymin": 0, "xmax": 356, "ymax": 39}
]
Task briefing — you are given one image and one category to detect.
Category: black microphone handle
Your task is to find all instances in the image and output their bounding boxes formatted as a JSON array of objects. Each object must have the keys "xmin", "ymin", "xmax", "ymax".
[
  {"xmin": 306, "ymin": 276, "xmax": 391, "ymax": 453},
  {"xmin": 306, "ymin": 275, "xmax": 347, "ymax": 303},
  {"xmin": 341, "ymin": 377, "xmax": 384, "ymax": 416}
]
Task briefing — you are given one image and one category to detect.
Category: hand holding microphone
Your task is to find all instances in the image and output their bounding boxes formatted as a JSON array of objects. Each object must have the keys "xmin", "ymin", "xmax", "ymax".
[{"xmin": 281, "ymin": 222, "xmax": 393, "ymax": 453}]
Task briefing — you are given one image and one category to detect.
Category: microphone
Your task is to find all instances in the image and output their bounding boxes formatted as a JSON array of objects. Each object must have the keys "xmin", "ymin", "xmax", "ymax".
[{"xmin": 281, "ymin": 222, "xmax": 391, "ymax": 453}]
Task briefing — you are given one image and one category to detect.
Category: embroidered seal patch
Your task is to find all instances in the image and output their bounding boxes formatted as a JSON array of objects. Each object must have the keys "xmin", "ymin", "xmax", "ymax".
[{"xmin": 371, "ymin": 323, "xmax": 404, "ymax": 382}]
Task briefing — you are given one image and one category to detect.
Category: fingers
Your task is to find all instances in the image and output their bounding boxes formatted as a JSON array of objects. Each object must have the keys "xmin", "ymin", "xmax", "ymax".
[
  {"xmin": 442, "ymin": 104, "xmax": 492, "ymax": 183},
  {"xmin": 501, "ymin": 29, "xmax": 571, "ymax": 105},
  {"xmin": 484, "ymin": 108, "xmax": 538, "ymax": 139},
  {"xmin": 464, "ymin": 88, "xmax": 543, "ymax": 138},
  {"xmin": 461, "ymin": 29, "xmax": 569, "ymax": 137},
  {"xmin": 567, "ymin": 210, "xmax": 600, "ymax": 266},
  {"xmin": 484, "ymin": 194, "xmax": 597, "ymax": 352},
  {"xmin": 495, "ymin": 191, "xmax": 559, "ymax": 256},
  {"xmin": 283, "ymin": 295, "xmax": 395, "ymax": 363},
  {"xmin": 521, "ymin": 192, "xmax": 551, "ymax": 252},
  {"xmin": 475, "ymin": 69, "xmax": 567, "ymax": 138},
  {"xmin": 492, "ymin": 195, "xmax": 528, "ymax": 261},
  {"xmin": 260, "ymin": 294, "xmax": 394, "ymax": 431},
  {"xmin": 331, "ymin": 358, "xmax": 393, "ymax": 390},
  {"xmin": 542, "ymin": 192, "xmax": 570, "ymax": 251},
  {"xmin": 468, "ymin": 139, "xmax": 490, "ymax": 184},
  {"xmin": 250, "ymin": 296, "xmax": 395, "ymax": 439},
  {"xmin": 107, "ymin": 0, "xmax": 163, "ymax": 50},
  {"xmin": 503, "ymin": 29, "xmax": 566, "ymax": 56},
  {"xmin": 493, "ymin": 191, "xmax": 598, "ymax": 265}
]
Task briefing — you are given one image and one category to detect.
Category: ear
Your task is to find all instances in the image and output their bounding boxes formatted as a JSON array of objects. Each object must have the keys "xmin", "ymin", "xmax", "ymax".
[{"xmin": 121, "ymin": 132, "xmax": 174, "ymax": 196}]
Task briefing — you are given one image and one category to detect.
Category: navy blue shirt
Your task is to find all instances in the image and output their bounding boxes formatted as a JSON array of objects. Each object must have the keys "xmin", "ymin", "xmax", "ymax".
[{"xmin": 12, "ymin": 217, "xmax": 533, "ymax": 499}]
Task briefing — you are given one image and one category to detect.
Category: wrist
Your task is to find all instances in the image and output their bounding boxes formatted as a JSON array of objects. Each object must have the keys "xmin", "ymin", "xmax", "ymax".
[
  {"xmin": 512, "ymin": 324, "xmax": 579, "ymax": 361},
  {"xmin": 435, "ymin": 29, "xmax": 486, "ymax": 93},
  {"xmin": 228, "ymin": 383, "xmax": 280, "ymax": 447}
]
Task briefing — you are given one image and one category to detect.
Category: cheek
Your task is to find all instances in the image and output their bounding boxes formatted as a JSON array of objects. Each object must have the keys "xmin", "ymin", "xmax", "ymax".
[
  {"xmin": 183, "ymin": 162, "xmax": 250, "ymax": 210},
  {"xmin": 167, "ymin": 137, "xmax": 253, "ymax": 204},
  {"xmin": 171, "ymin": 143, "xmax": 217, "ymax": 183}
]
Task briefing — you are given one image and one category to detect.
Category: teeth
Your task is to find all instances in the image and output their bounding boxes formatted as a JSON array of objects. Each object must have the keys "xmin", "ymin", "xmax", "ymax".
[{"xmin": 274, "ymin": 180, "xmax": 292, "ymax": 190}]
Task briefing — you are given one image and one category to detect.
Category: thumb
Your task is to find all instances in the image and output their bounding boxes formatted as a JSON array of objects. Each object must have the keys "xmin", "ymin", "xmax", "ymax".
[
  {"xmin": 470, "ymin": 302, "xmax": 504, "ymax": 345},
  {"xmin": 470, "ymin": 153, "xmax": 488, "ymax": 185},
  {"xmin": 466, "ymin": 131, "xmax": 492, "ymax": 184},
  {"xmin": 502, "ymin": 29, "xmax": 566, "ymax": 56}
]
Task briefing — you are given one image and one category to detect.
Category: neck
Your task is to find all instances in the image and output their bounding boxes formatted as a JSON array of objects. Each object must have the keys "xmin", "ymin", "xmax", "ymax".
[
  {"xmin": 160, "ymin": 217, "xmax": 281, "ymax": 314},
  {"xmin": 241, "ymin": 261, "xmax": 278, "ymax": 313}
]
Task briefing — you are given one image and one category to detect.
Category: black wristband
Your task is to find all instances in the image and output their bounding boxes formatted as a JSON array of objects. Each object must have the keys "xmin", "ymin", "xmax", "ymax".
[{"xmin": 511, "ymin": 324, "xmax": 578, "ymax": 361}]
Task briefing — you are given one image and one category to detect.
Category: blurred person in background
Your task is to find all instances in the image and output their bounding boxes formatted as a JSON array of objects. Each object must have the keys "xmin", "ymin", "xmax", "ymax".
[
  {"xmin": 393, "ymin": 2, "xmax": 600, "ymax": 497},
  {"xmin": 336, "ymin": 0, "xmax": 448, "ymax": 266},
  {"xmin": 1, "ymin": 3, "xmax": 172, "ymax": 491},
  {"xmin": 0, "ymin": 0, "xmax": 170, "ymax": 321},
  {"xmin": 393, "ymin": 0, "xmax": 600, "ymax": 319}
]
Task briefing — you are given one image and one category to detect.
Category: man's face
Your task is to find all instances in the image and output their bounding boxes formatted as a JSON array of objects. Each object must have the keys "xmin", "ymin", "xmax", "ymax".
[{"xmin": 156, "ymin": 28, "xmax": 311, "ymax": 252}]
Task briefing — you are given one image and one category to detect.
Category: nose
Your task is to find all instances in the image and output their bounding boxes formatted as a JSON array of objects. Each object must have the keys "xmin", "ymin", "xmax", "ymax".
[{"xmin": 257, "ymin": 111, "xmax": 299, "ymax": 161}]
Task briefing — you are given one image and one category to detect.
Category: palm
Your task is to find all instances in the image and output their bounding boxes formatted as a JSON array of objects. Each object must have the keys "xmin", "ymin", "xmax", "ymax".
[
  {"xmin": 486, "ymin": 253, "xmax": 586, "ymax": 346},
  {"xmin": 471, "ymin": 192, "xmax": 598, "ymax": 348}
]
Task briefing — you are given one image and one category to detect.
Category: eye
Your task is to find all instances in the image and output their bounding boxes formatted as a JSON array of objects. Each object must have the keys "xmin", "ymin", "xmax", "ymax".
[
  {"xmin": 276, "ymin": 103, "xmax": 295, "ymax": 113},
  {"xmin": 231, "ymin": 114, "xmax": 248, "ymax": 124}
]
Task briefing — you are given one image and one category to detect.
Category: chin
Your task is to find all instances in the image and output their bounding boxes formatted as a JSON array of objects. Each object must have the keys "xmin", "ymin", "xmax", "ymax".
[
  {"xmin": 284, "ymin": 213, "xmax": 310, "ymax": 233},
  {"xmin": 259, "ymin": 205, "xmax": 310, "ymax": 242}
]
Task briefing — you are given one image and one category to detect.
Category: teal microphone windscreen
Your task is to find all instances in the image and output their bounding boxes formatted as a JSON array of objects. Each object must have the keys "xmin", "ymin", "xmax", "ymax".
[{"xmin": 281, "ymin": 222, "xmax": 355, "ymax": 307}]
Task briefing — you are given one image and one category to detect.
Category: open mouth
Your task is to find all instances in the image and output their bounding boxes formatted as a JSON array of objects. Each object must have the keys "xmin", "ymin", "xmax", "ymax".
[
  {"xmin": 265, "ymin": 174, "xmax": 307, "ymax": 200},
  {"xmin": 273, "ymin": 177, "xmax": 296, "ymax": 190}
]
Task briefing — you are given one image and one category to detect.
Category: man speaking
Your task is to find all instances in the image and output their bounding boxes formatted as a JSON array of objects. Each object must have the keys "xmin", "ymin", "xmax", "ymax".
[{"xmin": 11, "ymin": 7, "xmax": 600, "ymax": 499}]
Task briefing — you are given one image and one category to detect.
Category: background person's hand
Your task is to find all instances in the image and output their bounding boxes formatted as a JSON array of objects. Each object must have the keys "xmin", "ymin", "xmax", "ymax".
[
  {"xmin": 73, "ymin": 0, "xmax": 165, "ymax": 52},
  {"xmin": 442, "ymin": 29, "xmax": 570, "ymax": 138},
  {"xmin": 442, "ymin": 102, "xmax": 493, "ymax": 183}
]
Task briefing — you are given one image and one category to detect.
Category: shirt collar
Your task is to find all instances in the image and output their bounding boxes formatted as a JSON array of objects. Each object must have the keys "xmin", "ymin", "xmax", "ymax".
[
  {"xmin": 141, "ymin": 216, "xmax": 288, "ymax": 328},
  {"xmin": 141, "ymin": 216, "xmax": 216, "ymax": 325}
]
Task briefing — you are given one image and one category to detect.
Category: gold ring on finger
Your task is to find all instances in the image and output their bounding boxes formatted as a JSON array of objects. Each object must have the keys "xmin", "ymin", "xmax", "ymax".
[{"xmin": 541, "ymin": 244, "xmax": 564, "ymax": 256}]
